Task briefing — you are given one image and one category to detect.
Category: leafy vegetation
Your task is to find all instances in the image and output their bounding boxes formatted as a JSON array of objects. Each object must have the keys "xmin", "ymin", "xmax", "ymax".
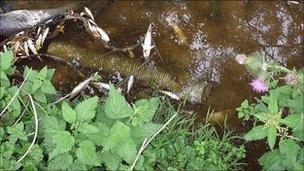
[
  {"xmin": 141, "ymin": 105, "xmax": 246, "ymax": 170},
  {"xmin": 0, "ymin": 50, "xmax": 245, "ymax": 170},
  {"xmin": 236, "ymin": 52, "xmax": 304, "ymax": 170}
]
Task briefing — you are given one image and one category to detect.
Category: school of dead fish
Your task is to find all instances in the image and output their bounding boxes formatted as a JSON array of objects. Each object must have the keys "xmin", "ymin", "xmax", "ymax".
[{"xmin": 1, "ymin": 7, "xmax": 181, "ymax": 101}]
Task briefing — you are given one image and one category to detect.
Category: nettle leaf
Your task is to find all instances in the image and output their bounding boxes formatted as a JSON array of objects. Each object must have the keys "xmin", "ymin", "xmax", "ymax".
[
  {"xmin": 259, "ymin": 149, "xmax": 285, "ymax": 170},
  {"xmin": 0, "ymin": 50, "xmax": 13, "ymax": 71},
  {"xmin": 117, "ymin": 138, "xmax": 137, "ymax": 163},
  {"xmin": 78, "ymin": 123, "xmax": 99, "ymax": 134},
  {"xmin": 244, "ymin": 125, "xmax": 267, "ymax": 141},
  {"xmin": 75, "ymin": 96, "xmax": 99, "ymax": 122},
  {"xmin": 68, "ymin": 159, "xmax": 87, "ymax": 171},
  {"xmin": 281, "ymin": 113, "xmax": 300, "ymax": 128},
  {"xmin": 254, "ymin": 113, "xmax": 268, "ymax": 123},
  {"xmin": 38, "ymin": 66, "xmax": 48, "ymax": 78},
  {"xmin": 41, "ymin": 80, "xmax": 56, "ymax": 95},
  {"xmin": 46, "ymin": 68, "xmax": 55, "ymax": 80},
  {"xmin": 84, "ymin": 122, "xmax": 109, "ymax": 147},
  {"xmin": 131, "ymin": 98, "xmax": 159, "ymax": 126},
  {"xmin": 131, "ymin": 122, "xmax": 161, "ymax": 144},
  {"xmin": 7, "ymin": 122, "xmax": 27, "ymax": 142},
  {"xmin": 99, "ymin": 151, "xmax": 121, "ymax": 170},
  {"xmin": 33, "ymin": 90, "xmax": 47, "ymax": 103},
  {"xmin": 76, "ymin": 140, "xmax": 100, "ymax": 166},
  {"xmin": 240, "ymin": 100, "xmax": 249, "ymax": 108},
  {"xmin": 20, "ymin": 144, "xmax": 43, "ymax": 167},
  {"xmin": 42, "ymin": 116, "xmax": 66, "ymax": 137},
  {"xmin": 104, "ymin": 85, "xmax": 133, "ymax": 119},
  {"xmin": 267, "ymin": 126, "xmax": 277, "ymax": 150},
  {"xmin": 268, "ymin": 94, "xmax": 278, "ymax": 115},
  {"xmin": 279, "ymin": 139, "xmax": 300, "ymax": 161},
  {"xmin": 48, "ymin": 153, "xmax": 73, "ymax": 170},
  {"xmin": 287, "ymin": 96, "xmax": 304, "ymax": 113},
  {"xmin": 1, "ymin": 141, "xmax": 15, "ymax": 159},
  {"xmin": 103, "ymin": 121, "xmax": 131, "ymax": 151},
  {"xmin": 50, "ymin": 131, "xmax": 75, "ymax": 159},
  {"xmin": 62, "ymin": 102, "xmax": 76, "ymax": 124},
  {"xmin": 32, "ymin": 79, "xmax": 43, "ymax": 92}
]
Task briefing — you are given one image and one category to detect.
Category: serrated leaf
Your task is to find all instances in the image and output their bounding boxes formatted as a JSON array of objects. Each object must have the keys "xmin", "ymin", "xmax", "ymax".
[
  {"xmin": 31, "ymin": 79, "xmax": 43, "ymax": 92},
  {"xmin": 99, "ymin": 151, "xmax": 121, "ymax": 170},
  {"xmin": 84, "ymin": 122, "xmax": 109, "ymax": 147},
  {"xmin": 267, "ymin": 126, "xmax": 277, "ymax": 150},
  {"xmin": 20, "ymin": 144, "xmax": 43, "ymax": 168},
  {"xmin": 244, "ymin": 125, "xmax": 267, "ymax": 141},
  {"xmin": 268, "ymin": 95, "xmax": 278, "ymax": 115},
  {"xmin": 41, "ymin": 81, "xmax": 56, "ymax": 94},
  {"xmin": 131, "ymin": 98, "xmax": 159, "ymax": 126},
  {"xmin": 279, "ymin": 139, "xmax": 300, "ymax": 161},
  {"xmin": 62, "ymin": 102, "xmax": 76, "ymax": 123},
  {"xmin": 33, "ymin": 90, "xmax": 47, "ymax": 103},
  {"xmin": 42, "ymin": 116, "xmax": 66, "ymax": 137},
  {"xmin": 76, "ymin": 140, "xmax": 100, "ymax": 166},
  {"xmin": 131, "ymin": 122, "xmax": 161, "ymax": 144},
  {"xmin": 48, "ymin": 153, "xmax": 73, "ymax": 170},
  {"xmin": 7, "ymin": 122, "xmax": 27, "ymax": 142},
  {"xmin": 0, "ymin": 50, "xmax": 13, "ymax": 71},
  {"xmin": 241, "ymin": 100, "xmax": 249, "ymax": 108},
  {"xmin": 117, "ymin": 139, "xmax": 137, "ymax": 163},
  {"xmin": 38, "ymin": 66, "xmax": 48, "ymax": 78},
  {"xmin": 259, "ymin": 149, "xmax": 285, "ymax": 170},
  {"xmin": 78, "ymin": 123, "xmax": 99, "ymax": 134},
  {"xmin": 75, "ymin": 96, "xmax": 99, "ymax": 122},
  {"xmin": 254, "ymin": 113, "xmax": 268, "ymax": 123},
  {"xmin": 50, "ymin": 131, "xmax": 75, "ymax": 159},
  {"xmin": 281, "ymin": 113, "xmax": 300, "ymax": 128},
  {"xmin": 68, "ymin": 159, "xmax": 87, "ymax": 171},
  {"xmin": 103, "ymin": 121, "xmax": 131, "ymax": 151},
  {"xmin": 46, "ymin": 68, "xmax": 55, "ymax": 80},
  {"xmin": 104, "ymin": 85, "xmax": 133, "ymax": 119}
]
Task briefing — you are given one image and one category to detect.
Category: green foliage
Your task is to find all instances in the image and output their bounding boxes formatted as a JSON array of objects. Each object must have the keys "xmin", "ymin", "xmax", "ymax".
[
  {"xmin": 237, "ymin": 54, "xmax": 304, "ymax": 170},
  {"xmin": 138, "ymin": 104, "xmax": 246, "ymax": 171}
]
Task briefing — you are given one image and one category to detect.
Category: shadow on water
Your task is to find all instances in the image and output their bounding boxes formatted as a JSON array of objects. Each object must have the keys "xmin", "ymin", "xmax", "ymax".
[{"xmin": 7, "ymin": 1, "xmax": 304, "ymax": 170}]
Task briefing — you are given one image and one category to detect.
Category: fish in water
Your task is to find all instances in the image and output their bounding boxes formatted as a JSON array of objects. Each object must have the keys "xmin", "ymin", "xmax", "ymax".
[
  {"xmin": 0, "ymin": 2, "xmax": 80, "ymax": 36},
  {"xmin": 142, "ymin": 23, "xmax": 154, "ymax": 61}
]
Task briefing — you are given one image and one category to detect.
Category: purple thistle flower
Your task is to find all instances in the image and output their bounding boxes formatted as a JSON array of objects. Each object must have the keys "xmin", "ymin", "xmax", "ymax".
[{"xmin": 250, "ymin": 79, "xmax": 268, "ymax": 93}]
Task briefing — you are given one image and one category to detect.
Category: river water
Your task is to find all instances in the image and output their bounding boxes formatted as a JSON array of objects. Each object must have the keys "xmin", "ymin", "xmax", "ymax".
[{"xmin": 8, "ymin": 1, "xmax": 304, "ymax": 170}]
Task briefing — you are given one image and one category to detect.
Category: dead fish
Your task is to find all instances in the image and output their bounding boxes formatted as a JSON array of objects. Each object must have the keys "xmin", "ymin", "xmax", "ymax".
[
  {"xmin": 158, "ymin": 90, "xmax": 180, "ymax": 100},
  {"xmin": 27, "ymin": 39, "xmax": 38, "ymax": 54},
  {"xmin": 69, "ymin": 77, "xmax": 93, "ymax": 100},
  {"xmin": 142, "ymin": 23, "xmax": 154, "ymax": 60},
  {"xmin": 41, "ymin": 27, "xmax": 49, "ymax": 45},
  {"xmin": 93, "ymin": 82, "xmax": 110, "ymax": 90},
  {"xmin": 167, "ymin": 18, "xmax": 187, "ymax": 44},
  {"xmin": 127, "ymin": 75, "xmax": 134, "ymax": 93},
  {"xmin": 95, "ymin": 26, "xmax": 110, "ymax": 42},
  {"xmin": 84, "ymin": 7, "xmax": 94, "ymax": 21}
]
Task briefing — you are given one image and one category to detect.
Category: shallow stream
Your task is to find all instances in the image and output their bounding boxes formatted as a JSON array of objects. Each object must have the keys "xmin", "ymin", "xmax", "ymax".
[{"xmin": 7, "ymin": 1, "xmax": 304, "ymax": 170}]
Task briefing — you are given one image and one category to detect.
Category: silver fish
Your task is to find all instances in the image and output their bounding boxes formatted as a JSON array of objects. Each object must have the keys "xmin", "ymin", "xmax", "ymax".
[
  {"xmin": 127, "ymin": 75, "xmax": 134, "ymax": 93},
  {"xmin": 27, "ymin": 39, "xmax": 37, "ymax": 54},
  {"xmin": 142, "ymin": 23, "xmax": 154, "ymax": 60},
  {"xmin": 95, "ymin": 26, "xmax": 110, "ymax": 42},
  {"xmin": 158, "ymin": 90, "xmax": 180, "ymax": 100},
  {"xmin": 84, "ymin": 7, "xmax": 95, "ymax": 21},
  {"xmin": 93, "ymin": 82, "xmax": 110, "ymax": 90},
  {"xmin": 69, "ymin": 77, "xmax": 93, "ymax": 100}
]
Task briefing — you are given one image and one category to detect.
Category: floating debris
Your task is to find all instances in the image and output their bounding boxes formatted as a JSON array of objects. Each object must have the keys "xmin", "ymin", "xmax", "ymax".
[
  {"xmin": 158, "ymin": 90, "xmax": 180, "ymax": 100},
  {"xmin": 127, "ymin": 75, "xmax": 134, "ymax": 93},
  {"xmin": 142, "ymin": 23, "xmax": 154, "ymax": 60}
]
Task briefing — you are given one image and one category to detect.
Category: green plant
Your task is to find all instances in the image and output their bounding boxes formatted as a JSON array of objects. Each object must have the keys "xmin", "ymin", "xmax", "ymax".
[
  {"xmin": 0, "ymin": 50, "xmax": 162, "ymax": 170},
  {"xmin": 236, "ymin": 52, "xmax": 304, "ymax": 170},
  {"xmin": 139, "ymin": 103, "xmax": 246, "ymax": 170}
]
